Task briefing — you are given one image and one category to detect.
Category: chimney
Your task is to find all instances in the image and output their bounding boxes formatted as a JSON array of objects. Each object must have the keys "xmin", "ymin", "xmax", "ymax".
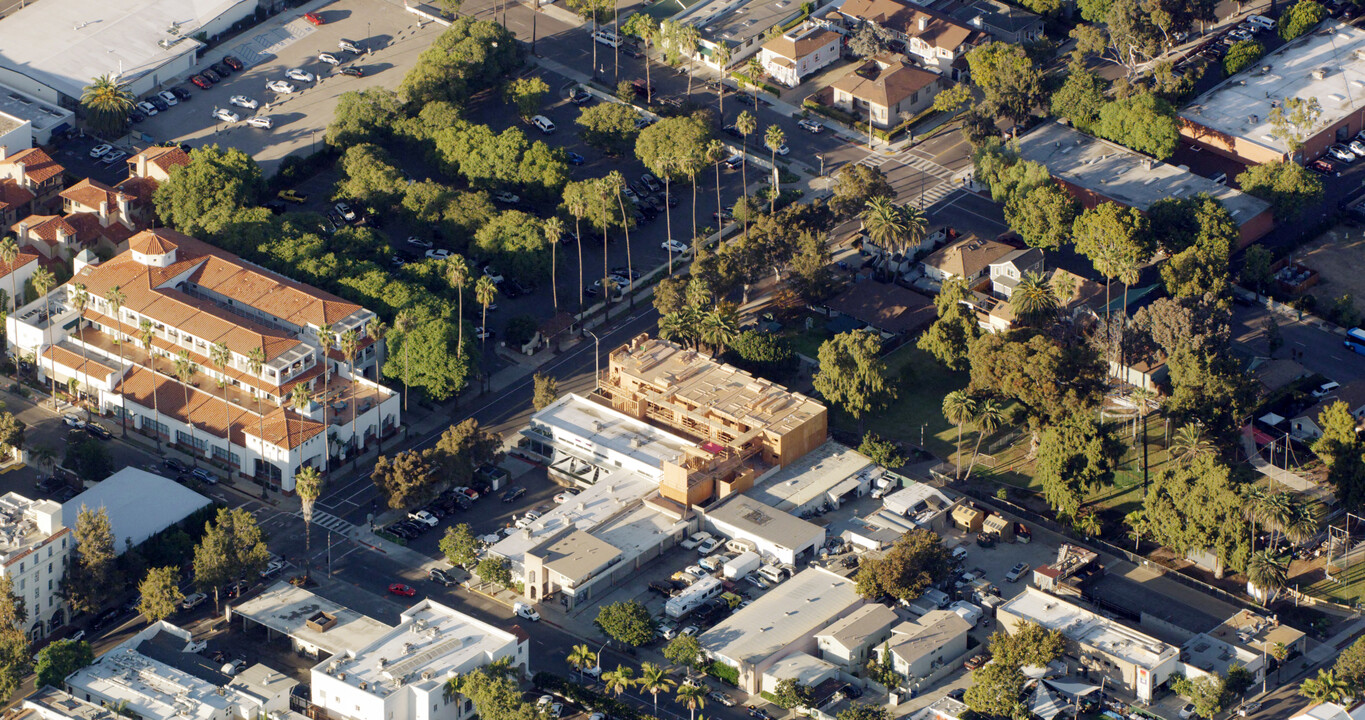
[
  {"xmin": 918, "ymin": 15, "xmax": 927, "ymax": 31},
  {"xmin": 55, "ymin": 225, "xmax": 69, "ymax": 246},
  {"xmin": 17, "ymin": 222, "xmax": 26, "ymax": 240},
  {"xmin": 98, "ymin": 200, "xmax": 108, "ymax": 224},
  {"xmin": 14, "ymin": 161, "xmax": 24, "ymax": 185},
  {"xmin": 135, "ymin": 152, "xmax": 147, "ymax": 178},
  {"xmin": 0, "ymin": 146, "xmax": 8, "ymax": 161},
  {"xmin": 116, "ymin": 192, "xmax": 131, "ymax": 226}
]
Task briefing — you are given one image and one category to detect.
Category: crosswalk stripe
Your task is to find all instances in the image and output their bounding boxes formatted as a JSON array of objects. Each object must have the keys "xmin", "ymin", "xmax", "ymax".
[{"xmin": 306, "ymin": 510, "xmax": 356, "ymax": 534}]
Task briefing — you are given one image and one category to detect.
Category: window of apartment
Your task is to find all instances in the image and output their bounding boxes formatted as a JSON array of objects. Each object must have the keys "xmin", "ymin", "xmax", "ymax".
[
  {"xmin": 213, "ymin": 446, "xmax": 240, "ymax": 466},
  {"xmin": 17, "ymin": 580, "xmax": 22, "ymax": 591}
]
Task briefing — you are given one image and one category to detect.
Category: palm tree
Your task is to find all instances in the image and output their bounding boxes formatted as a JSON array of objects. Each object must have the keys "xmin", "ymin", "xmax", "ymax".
[
  {"xmin": 606, "ymin": 171, "xmax": 634, "ymax": 298},
  {"xmin": 1300, "ymin": 669, "xmax": 1349, "ymax": 704},
  {"xmin": 446, "ymin": 256, "xmax": 470, "ymax": 357},
  {"xmin": 32, "ymin": 267, "xmax": 55, "ymax": 408},
  {"xmin": 290, "ymin": 383, "xmax": 311, "ymax": 414},
  {"xmin": 672, "ymin": 23, "xmax": 701, "ymax": 96},
  {"xmin": 1286, "ymin": 502, "xmax": 1317, "ymax": 546},
  {"xmin": 706, "ymin": 140, "xmax": 727, "ymax": 231},
  {"xmin": 392, "ymin": 311, "xmax": 413, "ymax": 412},
  {"xmin": 81, "ymin": 74, "xmax": 134, "ymax": 137},
  {"xmin": 596, "ymin": 178, "xmax": 614, "ymax": 308},
  {"xmin": 475, "ymin": 276, "xmax": 498, "ymax": 352},
  {"xmin": 210, "ymin": 342, "xmax": 232, "ymax": 470},
  {"xmin": 313, "ymin": 326, "xmax": 333, "ymax": 469},
  {"xmin": 602, "ymin": 665, "xmax": 635, "ymax": 699},
  {"xmin": 1170, "ymin": 423, "xmax": 1213, "ymax": 464},
  {"xmin": 736, "ymin": 110, "xmax": 757, "ymax": 235},
  {"xmin": 104, "ymin": 285, "xmax": 128, "ymax": 436},
  {"xmin": 1247, "ymin": 549, "xmax": 1289, "ymax": 603},
  {"xmin": 138, "ymin": 319, "xmax": 161, "ymax": 448},
  {"xmin": 746, "ymin": 56, "xmax": 764, "ymax": 108},
  {"xmin": 1011, "ymin": 271, "xmax": 1058, "ymax": 327},
  {"xmin": 638, "ymin": 662, "xmax": 676, "ymax": 716},
  {"xmin": 942, "ymin": 390, "xmax": 976, "ymax": 480},
  {"xmin": 246, "ymin": 346, "xmax": 268, "ymax": 480},
  {"xmin": 567, "ymin": 644, "xmax": 598, "ymax": 681},
  {"xmin": 295, "ymin": 465, "xmax": 323, "ymax": 561},
  {"xmin": 565, "ymin": 192, "xmax": 588, "ymax": 306},
  {"xmin": 172, "ymin": 350, "xmax": 200, "ymax": 463},
  {"xmin": 623, "ymin": 14, "xmax": 660, "ymax": 104},
  {"xmin": 699, "ymin": 307, "xmax": 739, "ymax": 354},
  {"xmin": 0, "ymin": 240, "xmax": 19, "ymax": 366},
  {"xmin": 963, "ymin": 397, "xmax": 1004, "ymax": 481},
  {"xmin": 70, "ymin": 284, "xmax": 92, "ymax": 417},
  {"xmin": 714, "ymin": 44, "xmax": 732, "ymax": 116},
  {"xmin": 543, "ymin": 217, "xmax": 564, "ymax": 312},
  {"xmin": 764, "ymin": 125, "xmax": 786, "ymax": 213},
  {"xmin": 675, "ymin": 682, "xmax": 707, "ymax": 720},
  {"xmin": 1269, "ymin": 641, "xmax": 1289, "ymax": 685},
  {"xmin": 341, "ymin": 328, "xmax": 361, "ymax": 464},
  {"xmin": 861, "ymin": 197, "xmax": 907, "ymax": 252}
]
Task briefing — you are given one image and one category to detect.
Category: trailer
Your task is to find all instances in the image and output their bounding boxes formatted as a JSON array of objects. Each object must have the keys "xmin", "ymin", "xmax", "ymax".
[{"xmin": 722, "ymin": 551, "xmax": 761, "ymax": 580}]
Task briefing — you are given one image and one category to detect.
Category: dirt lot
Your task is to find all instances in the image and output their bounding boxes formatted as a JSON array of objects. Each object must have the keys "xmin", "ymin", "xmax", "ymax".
[{"xmin": 1292, "ymin": 226, "xmax": 1365, "ymax": 308}]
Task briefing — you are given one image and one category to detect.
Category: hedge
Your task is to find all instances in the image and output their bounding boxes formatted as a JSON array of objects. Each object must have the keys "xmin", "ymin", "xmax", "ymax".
[
  {"xmin": 706, "ymin": 660, "xmax": 740, "ymax": 686},
  {"xmin": 730, "ymin": 71, "xmax": 783, "ymax": 97}
]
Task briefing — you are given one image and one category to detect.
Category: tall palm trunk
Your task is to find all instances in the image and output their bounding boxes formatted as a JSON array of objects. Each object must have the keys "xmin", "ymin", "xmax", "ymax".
[
  {"xmin": 714, "ymin": 158, "xmax": 723, "ymax": 233},
  {"xmin": 148, "ymin": 353, "xmax": 162, "ymax": 449},
  {"xmin": 113, "ymin": 316, "xmax": 126, "ymax": 437},
  {"xmin": 591, "ymin": 17, "xmax": 600, "ymax": 79},
  {"xmin": 349, "ymin": 359, "xmax": 358, "ymax": 468},
  {"xmin": 575, "ymin": 218, "xmax": 585, "ymax": 309},
  {"xmin": 616, "ymin": 190, "xmax": 634, "ymax": 307},
  {"xmin": 690, "ymin": 172, "xmax": 698, "ymax": 248},
  {"xmin": 644, "ymin": 40, "xmax": 654, "ymax": 104},
  {"xmin": 664, "ymin": 176, "xmax": 674, "ymax": 274},
  {"xmin": 456, "ymin": 291, "xmax": 464, "ymax": 358},
  {"xmin": 551, "ymin": 240, "xmax": 559, "ymax": 311},
  {"xmin": 602, "ymin": 223, "xmax": 610, "ymax": 320},
  {"xmin": 955, "ymin": 421, "xmax": 963, "ymax": 479}
]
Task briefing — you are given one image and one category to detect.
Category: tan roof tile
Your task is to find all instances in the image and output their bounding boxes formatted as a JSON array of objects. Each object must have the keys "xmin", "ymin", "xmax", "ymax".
[
  {"xmin": 2, "ymin": 148, "xmax": 63, "ymax": 185},
  {"xmin": 0, "ymin": 180, "xmax": 34, "ymax": 211},
  {"xmin": 832, "ymin": 59, "xmax": 940, "ymax": 108},
  {"xmin": 129, "ymin": 146, "xmax": 190, "ymax": 176},
  {"xmin": 42, "ymin": 345, "xmax": 118, "ymax": 377},
  {"xmin": 60, "ymin": 178, "xmax": 120, "ymax": 211},
  {"xmin": 129, "ymin": 231, "xmax": 178, "ymax": 255}
]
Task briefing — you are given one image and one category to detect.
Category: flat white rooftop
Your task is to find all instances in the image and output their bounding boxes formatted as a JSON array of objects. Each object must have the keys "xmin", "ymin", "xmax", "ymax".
[
  {"xmin": 0, "ymin": 0, "xmax": 253, "ymax": 100},
  {"xmin": 1016, "ymin": 122, "xmax": 1271, "ymax": 220},
  {"xmin": 489, "ymin": 467, "xmax": 657, "ymax": 566},
  {"xmin": 751, "ymin": 440, "xmax": 876, "ymax": 511},
  {"xmin": 64, "ymin": 468, "xmax": 212, "ymax": 551},
  {"xmin": 1000, "ymin": 587, "xmax": 1178, "ymax": 670},
  {"xmin": 66, "ymin": 624, "xmax": 238, "ymax": 720},
  {"xmin": 1181, "ymin": 20, "xmax": 1365, "ymax": 156},
  {"xmin": 323, "ymin": 600, "xmax": 518, "ymax": 699},
  {"xmin": 700, "ymin": 567, "xmax": 861, "ymax": 665},
  {"xmin": 231, "ymin": 582, "xmax": 394, "ymax": 658},
  {"xmin": 533, "ymin": 394, "xmax": 695, "ymax": 471}
]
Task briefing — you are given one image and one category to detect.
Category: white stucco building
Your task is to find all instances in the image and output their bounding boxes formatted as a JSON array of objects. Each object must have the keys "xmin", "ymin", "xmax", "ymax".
[
  {"xmin": 0, "ymin": 492, "xmax": 69, "ymax": 640},
  {"xmin": 6, "ymin": 229, "xmax": 399, "ymax": 492}
]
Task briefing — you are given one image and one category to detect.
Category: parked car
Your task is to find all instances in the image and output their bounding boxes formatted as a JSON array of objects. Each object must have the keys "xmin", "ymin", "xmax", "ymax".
[
  {"xmin": 681, "ymin": 532, "xmax": 712, "ymax": 549},
  {"xmin": 157, "ymin": 90, "xmax": 179, "ymax": 107},
  {"xmin": 190, "ymin": 74, "xmax": 212, "ymax": 89},
  {"xmin": 388, "ymin": 583, "xmax": 417, "ymax": 597},
  {"xmin": 85, "ymin": 423, "xmax": 112, "ymax": 440},
  {"xmin": 278, "ymin": 189, "xmax": 308, "ymax": 204},
  {"xmin": 304, "ymin": 11, "xmax": 325, "ymax": 25},
  {"xmin": 182, "ymin": 592, "xmax": 207, "ymax": 610},
  {"xmin": 339, "ymin": 39, "xmax": 364, "ymax": 53},
  {"xmin": 409, "ymin": 510, "xmax": 439, "ymax": 527},
  {"xmin": 747, "ymin": 707, "xmax": 775, "ymax": 720},
  {"xmin": 709, "ymin": 691, "xmax": 735, "ymax": 707},
  {"xmin": 222, "ymin": 55, "xmax": 245, "ymax": 70},
  {"xmin": 190, "ymin": 468, "xmax": 218, "ymax": 484},
  {"xmin": 426, "ymin": 249, "xmax": 452, "ymax": 260},
  {"xmin": 662, "ymin": 239, "xmax": 688, "ymax": 254},
  {"xmin": 318, "ymin": 52, "xmax": 341, "ymax": 65},
  {"xmin": 229, "ymin": 95, "xmax": 258, "ymax": 109},
  {"xmin": 1310, "ymin": 159, "xmax": 1341, "ymax": 176},
  {"xmin": 171, "ymin": 86, "xmax": 193, "ymax": 101},
  {"xmin": 798, "ymin": 118, "xmax": 823, "ymax": 133},
  {"xmin": 429, "ymin": 568, "xmax": 456, "ymax": 586},
  {"xmin": 1006, "ymin": 562, "xmax": 1030, "ymax": 582},
  {"xmin": 963, "ymin": 654, "xmax": 989, "ymax": 670},
  {"xmin": 246, "ymin": 116, "xmax": 273, "ymax": 129},
  {"xmin": 135, "ymin": 101, "xmax": 158, "ymax": 116},
  {"xmin": 266, "ymin": 80, "xmax": 296, "ymax": 94},
  {"xmin": 501, "ymin": 487, "xmax": 526, "ymax": 502},
  {"xmin": 697, "ymin": 537, "xmax": 722, "ymax": 554},
  {"xmin": 1329, "ymin": 145, "xmax": 1357, "ymax": 162},
  {"xmin": 164, "ymin": 458, "xmax": 189, "ymax": 473},
  {"xmin": 514, "ymin": 602, "xmax": 541, "ymax": 621},
  {"xmin": 286, "ymin": 68, "xmax": 315, "ymax": 83},
  {"xmin": 222, "ymin": 659, "xmax": 247, "ymax": 676}
]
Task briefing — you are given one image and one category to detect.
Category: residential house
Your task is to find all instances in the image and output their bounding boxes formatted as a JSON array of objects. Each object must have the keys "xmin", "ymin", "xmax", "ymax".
[
  {"xmin": 761, "ymin": 652, "xmax": 841, "ymax": 695},
  {"xmin": 760, "ymin": 23, "xmax": 843, "ymax": 87},
  {"xmin": 822, "ymin": 282, "xmax": 936, "ymax": 339},
  {"xmin": 1291, "ymin": 702, "xmax": 1365, "ymax": 720},
  {"xmin": 875, "ymin": 610, "xmax": 971, "ymax": 680},
  {"xmin": 12, "ymin": 177, "xmax": 145, "ymax": 261},
  {"xmin": 832, "ymin": 57, "xmax": 945, "ymax": 129},
  {"xmin": 115, "ymin": 146, "xmax": 191, "ymax": 227},
  {"xmin": 1291, "ymin": 381, "xmax": 1365, "ymax": 440},
  {"xmin": 0, "ymin": 147, "xmax": 63, "ymax": 207},
  {"xmin": 944, "ymin": 0, "xmax": 1044, "ymax": 44},
  {"xmin": 0, "ymin": 248, "xmax": 37, "ymax": 311},
  {"xmin": 815, "ymin": 603, "xmax": 899, "ymax": 670},
  {"xmin": 1108, "ymin": 355, "xmax": 1169, "ymax": 393},
  {"xmin": 6, "ymin": 228, "xmax": 398, "ymax": 492},
  {"xmin": 921, "ymin": 236, "xmax": 1016, "ymax": 284},
  {"xmin": 837, "ymin": 0, "xmax": 984, "ymax": 78},
  {"xmin": 987, "ymin": 248, "xmax": 1044, "ymax": 299},
  {"xmin": 0, "ymin": 180, "xmax": 34, "ymax": 228}
]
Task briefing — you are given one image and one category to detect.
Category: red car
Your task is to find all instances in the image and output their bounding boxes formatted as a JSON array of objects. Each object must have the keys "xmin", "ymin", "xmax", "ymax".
[
  {"xmin": 388, "ymin": 583, "xmax": 416, "ymax": 597},
  {"xmin": 190, "ymin": 75, "xmax": 212, "ymax": 90},
  {"xmin": 304, "ymin": 11, "xmax": 325, "ymax": 25},
  {"xmin": 222, "ymin": 55, "xmax": 244, "ymax": 71}
]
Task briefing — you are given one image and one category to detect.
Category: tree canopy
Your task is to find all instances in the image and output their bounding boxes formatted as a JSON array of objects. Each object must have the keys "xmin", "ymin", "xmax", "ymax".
[
  {"xmin": 814, "ymin": 330, "xmax": 897, "ymax": 423},
  {"xmin": 854, "ymin": 528, "xmax": 955, "ymax": 601},
  {"xmin": 1236, "ymin": 161, "xmax": 1324, "ymax": 220},
  {"xmin": 595, "ymin": 600, "xmax": 656, "ymax": 647},
  {"xmin": 1094, "ymin": 92, "xmax": 1180, "ymax": 159},
  {"xmin": 153, "ymin": 145, "xmax": 264, "ymax": 237}
]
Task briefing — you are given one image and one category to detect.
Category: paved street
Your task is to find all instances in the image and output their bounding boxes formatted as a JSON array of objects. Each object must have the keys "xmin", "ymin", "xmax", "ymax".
[{"xmin": 1232, "ymin": 302, "xmax": 1365, "ymax": 385}]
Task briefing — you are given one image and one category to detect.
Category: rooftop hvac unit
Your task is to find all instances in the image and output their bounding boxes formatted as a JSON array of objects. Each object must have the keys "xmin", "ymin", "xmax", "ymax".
[
  {"xmin": 1355, "ymin": 48, "xmax": 1365, "ymax": 61},
  {"xmin": 1312, "ymin": 67, "xmax": 1330, "ymax": 80}
]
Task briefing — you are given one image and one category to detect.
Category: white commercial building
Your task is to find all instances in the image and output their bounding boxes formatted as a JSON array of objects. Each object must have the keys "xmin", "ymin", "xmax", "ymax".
[
  {"xmin": 231, "ymin": 582, "xmax": 395, "ymax": 659},
  {"xmin": 749, "ymin": 440, "xmax": 877, "ymax": 515},
  {"xmin": 700, "ymin": 567, "xmax": 863, "ymax": 694},
  {"xmin": 0, "ymin": 0, "xmax": 256, "ymax": 106},
  {"xmin": 20, "ymin": 686, "xmax": 117, "ymax": 720},
  {"xmin": 63, "ymin": 468, "xmax": 212, "ymax": 551},
  {"xmin": 0, "ymin": 492, "xmax": 70, "ymax": 639},
  {"xmin": 311, "ymin": 599, "xmax": 529, "ymax": 720},
  {"xmin": 702, "ymin": 494, "xmax": 825, "ymax": 566},
  {"xmin": 8, "ymin": 229, "xmax": 398, "ymax": 492},
  {"xmin": 998, "ymin": 587, "xmax": 1179, "ymax": 702},
  {"xmin": 521, "ymin": 393, "xmax": 694, "ymax": 483},
  {"xmin": 65, "ymin": 623, "xmax": 286, "ymax": 720}
]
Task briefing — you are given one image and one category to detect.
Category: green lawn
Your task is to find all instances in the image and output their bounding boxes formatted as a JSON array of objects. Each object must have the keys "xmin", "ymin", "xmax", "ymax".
[{"xmin": 855, "ymin": 344, "xmax": 969, "ymax": 458}]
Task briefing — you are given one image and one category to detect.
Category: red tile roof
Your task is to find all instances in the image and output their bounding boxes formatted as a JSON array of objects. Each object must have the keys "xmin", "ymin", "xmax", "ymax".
[
  {"xmin": 2, "ymin": 148, "xmax": 63, "ymax": 185},
  {"xmin": 60, "ymin": 178, "xmax": 121, "ymax": 211},
  {"xmin": 0, "ymin": 180, "xmax": 34, "ymax": 212},
  {"xmin": 129, "ymin": 147, "xmax": 190, "ymax": 176}
]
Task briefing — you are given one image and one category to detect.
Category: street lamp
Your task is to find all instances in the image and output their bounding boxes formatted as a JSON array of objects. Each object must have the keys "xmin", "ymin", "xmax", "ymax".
[
  {"xmin": 586, "ymin": 329, "xmax": 601, "ymax": 387},
  {"xmin": 310, "ymin": 130, "xmax": 316, "ymax": 155}
]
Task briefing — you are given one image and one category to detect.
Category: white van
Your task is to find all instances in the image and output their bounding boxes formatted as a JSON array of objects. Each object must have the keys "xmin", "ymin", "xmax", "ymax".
[
  {"xmin": 758, "ymin": 564, "xmax": 784, "ymax": 585},
  {"xmin": 1248, "ymin": 14, "xmax": 1276, "ymax": 28},
  {"xmin": 514, "ymin": 602, "xmax": 541, "ymax": 621},
  {"xmin": 532, "ymin": 115, "xmax": 555, "ymax": 134},
  {"xmin": 593, "ymin": 29, "xmax": 621, "ymax": 47}
]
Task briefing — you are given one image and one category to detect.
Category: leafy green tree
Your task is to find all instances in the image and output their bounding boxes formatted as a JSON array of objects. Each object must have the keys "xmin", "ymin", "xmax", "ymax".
[
  {"xmin": 1161, "ymin": 197, "xmax": 1236, "ymax": 300},
  {"xmin": 34, "ymin": 638, "xmax": 92, "ymax": 688},
  {"xmin": 991, "ymin": 621, "xmax": 1066, "ymax": 668},
  {"xmin": 0, "ymin": 576, "xmax": 29, "ymax": 702},
  {"xmin": 1241, "ymin": 245, "xmax": 1274, "ymax": 298},
  {"xmin": 506, "ymin": 76, "xmax": 549, "ymax": 118},
  {"xmin": 966, "ymin": 42, "xmax": 1045, "ymax": 125},
  {"xmin": 1236, "ymin": 160, "xmax": 1324, "ymax": 220},
  {"xmin": 372, "ymin": 449, "xmax": 437, "ymax": 509},
  {"xmin": 1172, "ymin": 674, "xmax": 1229, "ymax": 717},
  {"xmin": 337, "ymin": 143, "xmax": 406, "ymax": 209},
  {"xmin": 62, "ymin": 505, "xmax": 117, "ymax": 615},
  {"xmin": 847, "ymin": 21, "xmax": 891, "ymax": 58},
  {"xmin": 663, "ymin": 634, "xmax": 703, "ymax": 673},
  {"xmin": 63, "ymin": 435, "xmax": 112, "ymax": 483},
  {"xmin": 381, "ymin": 314, "xmax": 471, "ymax": 402},
  {"xmin": 446, "ymin": 659, "xmax": 527, "ymax": 719},
  {"xmin": 854, "ymin": 528, "xmax": 954, "ymax": 601},
  {"xmin": 81, "ymin": 75, "xmax": 134, "ymax": 137},
  {"xmin": 1280, "ymin": 0, "xmax": 1328, "ymax": 40},
  {"xmin": 137, "ymin": 565, "xmax": 185, "ymax": 622},
  {"xmin": 1035, "ymin": 413, "xmax": 1123, "ymax": 519},
  {"xmin": 837, "ymin": 702, "xmax": 889, "ymax": 720},
  {"xmin": 831, "ymin": 164, "xmax": 895, "ymax": 219},
  {"xmin": 965, "ymin": 662, "xmax": 1026, "ymax": 717},
  {"xmin": 972, "ymin": 141, "xmax": 1049, "ymax": 205},
  {"xmin": 919, "ymin": 278, "xmax": 981, "ymax": 371},
  {"xmin": 327, "ymin": 88, "xmax": 404, "ymax": 147},
  {"xmin": 576, "ymin": 103, "xmax": 641, "ymax": 155},
  {"xmin": 533, "ymin": 373, "xmax": 559, "ymax": 411},
  {"xmin": 1334, "ymin": 636, "xmax": 1365, "ymax": 694},
  {"xmin": 1269, "ymin": 96, "xmax": 1323, "ymax": 152},
  {"xmin": 1006, "ymin": 182, "xmax": 1078, "ymax": 250},
  {"xmin": 1095, "ymin": 92, "xmax": 1180, "ymax": 159},
  {"xmin": 400, "ymin": 17, "xmax": 521, "ymax": 105},
  {"xmin": 1049, "ymin": 59, "xmax": 1106, "ymax": 132},
  {"xmin": 635, "ymin": 116, "xmax": 710, "ymax": 268},
  {"xmin": 476, "ymin": 557, "xmax": 512, "ymax": 587},
  {"xmin": 1223, "ymin": 40, "xmax": 1264, "ymax": 76},
  {"xmin": 813, "ymin": 330, "xmax": 896, "ymax": 430},
  {"xmin": 430, "ymin": 419, "xmax": 504, "ymax": 488},
  {"xmin": 192, "ymin": 508, "xmax": 270, "ymax": 610},
  {"xmin": 773, "ymin": 678, "xmax": 813, "ymax": 709},
  {"xmin": 932, "ymin": 83, "xmax": 973, "ymax": 114},
  {"xmin": 859, "ymin": 432, "xmax": 908, "ymax": 469},
  {"xmin": 595, "ymin": 600, "xmax": 656, "ymax": 647},
  {"xmin": 440, "ymin": 524, "xmax": 480, "ymax": 567},
  {"xmin": 473, "ymin": 211, "xmax": 549, "ymax": 283},
  {"xmin": 969, "ymin": 332, "xmax": 1105, "ymax": 447},
  {"xmin": 788, "ymin": 232, "xmax": 836, "ymax": 303},
  {"xmin": 152, "ymin": 145, "xmax": 263, "ymax": 237},
  {"xmin": 1135, "ymin": 455, "xmax": 1249, "ymax": 577},
  {"xmin": 725, "ymin": 331, "xmax": 798, "ymax": 380}
]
